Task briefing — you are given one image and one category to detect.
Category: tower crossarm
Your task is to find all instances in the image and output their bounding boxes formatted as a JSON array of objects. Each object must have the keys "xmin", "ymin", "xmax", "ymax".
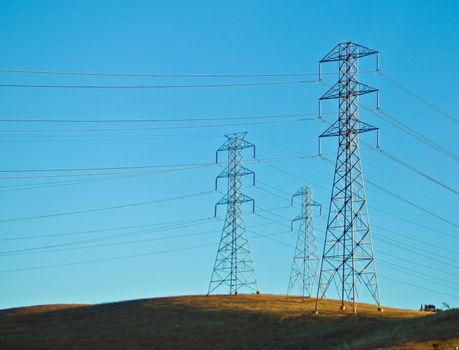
[
  {"xmin": 320, "ymin": 120, "xmax": 378, "ymax": 138},
  {"xmin": 320, "ymin": 42, "xmax": 378, "ymax": 63},
  {"xmin": 215, "ymin": 166, "xmax": 255, "ymax": 189},
  {"xmin": 216, "ymin": 132, "xmax": 256, "ymax": 163},
  {"xmin": 320, "ymin": 81, "xmax": 378, "ymax": 100}
]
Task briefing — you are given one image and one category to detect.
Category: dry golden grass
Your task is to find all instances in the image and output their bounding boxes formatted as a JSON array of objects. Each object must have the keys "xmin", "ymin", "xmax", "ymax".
[{"xmin": 0, "ymin": 294, "xmax": 457, "ymax": 349}]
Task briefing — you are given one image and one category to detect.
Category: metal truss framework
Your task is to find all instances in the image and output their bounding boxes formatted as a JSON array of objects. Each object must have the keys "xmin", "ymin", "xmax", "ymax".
[
  {"xmin": 208, "ymin": 132, "xmax": 259, "ymax": 295},
  {"xmin": 315, "ymin": 42, "xmax": 382, "ymax": 314},
  {"xmin": 287, "ymin": 186, "xmax": 322, "ymax": 298}
]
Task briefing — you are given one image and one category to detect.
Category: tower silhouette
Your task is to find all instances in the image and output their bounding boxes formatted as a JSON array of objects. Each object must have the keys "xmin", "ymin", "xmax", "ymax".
[
  {"xmin": 315, "ymin": 42, "xmax": 382, "ymax": 313},
  {"xmin": 287, "ymin": 186, "xmax": 321, "ymax": 298},
  {"xmin": 208, "ymin": 132, "xmax": 258, "ymax": 295}
]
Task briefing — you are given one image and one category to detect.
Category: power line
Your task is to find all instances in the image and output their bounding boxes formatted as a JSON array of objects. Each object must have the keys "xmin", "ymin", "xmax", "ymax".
[
  {"xmin": 369, "ymin": 146, "xmax": 459, "ymax": 196},
  {"xmin": 364, "ymin": 107, "xmax": 459, "ymax": 162},
  {"xmin": 258, "ymin": 157, "xmax": 459, "ymax": 239},
  {"xmin": 0, "ymin": 68, "xmax": 324, "ymax": 78},
  {"xmin": 0, "ymin": 133, "xmax": 224, "ymax": 143},
  {"xmin": 377, "ymin": 249, "xmax": 459, "ymax": 280},
  {"xmin": 258, "ymin": 207, "xmax": 459, "ymax": 299},
  {"xmin": 0, "ymin": 112, "xmax": 330, "ymax": 124},
  {"xmin": 0, "ymin": 161, "xmax": 214, "ymax": 174},
  {"xmin": 370, "ymin": 205, "xmax": 458, "ymax": 241},
  {"xmin": 366, "ymin": 178, "xmax": 459, "ymax": 229},
  {"xmin": 249, "ymin": 228, "xmax": 292, "ymax": 248},
  {"xmin": 0, "ymin": 217, "xmax": 213, "ymax": 242},
  {"xmin": 3, "ymin": 201, "xmax": 452, "ymax": 302},
  {"xmin": 376, "ymin": 234, "xmax": 459, "ymax": 270},
  {"xmin": 0, "ymin": 219, "xmax": 286, "ymax": 256},
  {"xmin": 0, "ymin": 68, "xmax": 377, "ymax": 78},
  {"xmin": 256, "ymin": 180, "xmax": 459, "ymax": 256},
  {"xmin": 0, "ymin": 243, "xmax": 218, "ymax": 274},
  {"xmin": 0, "ymin": 168, "xmax": 210, "ymax": 192},
  {"xmin": 379, "ymin": 274, "xmax": 459, "ymax": 300},
  {"xmin": 257, "ymin": 132, "xmax": 457, "ymax": 212},
  {"xmin": 256, "ymin": 200, "xmax": 459, "ymax": 283},
  {"xmin": 373, "ymin": 224, "xmax": 459, "ymax": 257},
  {"xmin": 321, "ymin": 78, "xmax": 457, "ymax": 163},
  {"xmin": 0, "ymin": 229, "xmax": 217, "ymax": 257},
  {"xmin": 378, "ymin": 70, "xmax": 459, "ymax": 124},
  {"xmin": 319, "ymin": 154, "xmax": 459, "ymax": 229},
  {"xmin": 0, "ymin": 80, "xmax": 318, "ymax": 89},
  {"xmin": 253, "ymin": 147, "xmax": 458, "ymax": 242},
  {"xmin": 316, "ymin": 115, "xmax": 458, "ymax": 196},
  {"xmin": 0, "ymin": 226, "xmax": 293, "ymax": 274},
  {"xmin": 0, "ymin": 191, "xmax": 213, "ymax": 224},
  {"xmin": 0, "ymin": 116, "xmax": 319, "ymax": 134},
  {"xmin": 2, "ymin": 219, "xmax": 457, "ymax": 303},
  {"xmin": 256, "ymin": 158, "xmax": 328, "ymax": 192},
  {"xmin": 0, "ymin": 218, "xmax": 214, "ymax": 255},
  {"xmin": 0, "ymin": 166, "xmax": 214, "ymax": 180},
  {"xmin": 0, "ymin": 154, "xmax": 317, "ymax": 178},
  {"xmin": 378, "ymin": 260, "xmax": 459, "ymax": 292}
]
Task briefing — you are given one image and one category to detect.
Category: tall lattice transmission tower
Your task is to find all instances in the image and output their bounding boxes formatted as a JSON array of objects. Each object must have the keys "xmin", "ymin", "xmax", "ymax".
[
  {"xmin": 315, "ymin": 42, "xmax": 382, "ymax": 314},
  {"xmin": 208, "ymin": 132, "xmax": 259, "ymax": 295},
  {"xmin": 287, "ymin": 186, "xmax": 322, "ymax": 298}
]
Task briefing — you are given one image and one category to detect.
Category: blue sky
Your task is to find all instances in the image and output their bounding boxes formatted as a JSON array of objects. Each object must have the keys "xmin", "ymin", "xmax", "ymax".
[{"xmin": 0, "ymin": 0, "xmax": 457, "ymax": 310}]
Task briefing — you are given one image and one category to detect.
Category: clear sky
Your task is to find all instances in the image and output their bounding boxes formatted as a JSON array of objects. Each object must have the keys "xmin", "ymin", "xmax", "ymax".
[{"xmin": 0, "ymin": 0, "xmax": 457, "ymax": 310}]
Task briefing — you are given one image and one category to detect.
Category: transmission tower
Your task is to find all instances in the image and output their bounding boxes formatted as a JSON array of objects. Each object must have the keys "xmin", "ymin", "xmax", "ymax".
[
  {"xmin": 287, "ymin": 186, "xmax": 322, "ymax": 298},
  {"xmin": 208, "ymin": 132, "xmax": 259, "ymax": 295},
  {"xmin": 315, "ymin": 42, "xmax": 382, "ymax": 314}
]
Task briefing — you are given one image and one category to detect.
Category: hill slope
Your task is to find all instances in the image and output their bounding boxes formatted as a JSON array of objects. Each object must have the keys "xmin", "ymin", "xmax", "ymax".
[{"xmin": 0, "ymin": 294, "xmax": 457, "ymax": 350}]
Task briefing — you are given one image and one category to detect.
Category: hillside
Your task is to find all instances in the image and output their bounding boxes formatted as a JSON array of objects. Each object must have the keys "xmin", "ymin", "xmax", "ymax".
[{"xmin": 0, "ymin": 294, "xmax": 458, "ymax": 350}]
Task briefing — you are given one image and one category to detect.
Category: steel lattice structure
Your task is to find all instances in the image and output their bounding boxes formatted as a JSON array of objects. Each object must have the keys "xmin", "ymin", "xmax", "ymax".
[
  {"xmin": 208, "ymin": 132, "xmax": 259, "ymax": 295},
  {"xmin": 315, "ymin": 42, "xmax": 382, "ymax": 314},
  {"xmin": 287, "ymin": 186, "xmax": 322, "ymax": 298}
]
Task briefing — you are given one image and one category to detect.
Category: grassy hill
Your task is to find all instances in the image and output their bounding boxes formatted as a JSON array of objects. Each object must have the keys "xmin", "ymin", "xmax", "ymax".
[{"xmin": 0, "ymin": 294, "xmax": 458, "ymax": 350}]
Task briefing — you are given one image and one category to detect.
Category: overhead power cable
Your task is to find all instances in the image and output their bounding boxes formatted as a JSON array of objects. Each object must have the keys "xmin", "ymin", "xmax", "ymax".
[
  {"xmin": 317, "ymin": 115, "xmax": 457, "ymax": 196},
  {"xmin": 256, "ymin": 178, "xmax": 458, "ymax": 247},
  {"xmin": 0, "ymin": 161, "xmax": 213, "ymax": 174},
  {"xmin": 378, "ymin": 71, "xmax": 459, "ymax": 124},
  {"xmin": 364, "ymin": 107, "xmax": 459, "ymax": 162},
  {"xmin": 1, "ymin": 205, "xmax": 455, "ymax": 301},
  {"xmin": 0, "ymin": 229, "xmax": 218, "ymax": 257},
  {"xmin": 255, "ymin": 201, "xmax": 459, "ymax": 279},
  {"xmin": 0, "ymin": 220, "xmax": 283, "ymax": 257},
  {"xmin": 0, "ymin": 191, "xmax": 213, "ymax": 224},
  {"xmin": 0, "ymin": 243, "xmax": 217, "ymax": 274},
  {"xmin": 0, "ymin": 112, "xmax": 330, "ymax": 124},
  {"xmin": 0, "ymin": 228, "xmax": 292, "ymax": 274},
  {"xmin": 378, "ymin": 261, "xmax": 459, "ymax": 292},
  {"xmin": 0, "ymin": 68, "xmax": 324, "ymax": 78},
  {"xmin": 255, "ymin": 204, "xmax": 459, "ymax": 288},
  {"xmin": 0, "ymin": 167, "xmax": 211, "ymax": 191},
  {"xmin": 0, "ymin": 116, "xmax": 318, "ymax": 133},
  {"xmin": 0, "ymin": 80, "xmax": 318, "ymax": 89},
  {"xmin": 379, "ymin": 274, "xmax": 459, "ymax": 300},
  {"xmin": 373, "ymin": 224, "xmax": 459, "ymax": 257},
  {"xmin": 322, "ymin": 79, "xmax": 457, "ymax": 162},
  {"xmin": 0, "ymin": 218, "xmax": 214, "ymax": 255},
  {"xmin": 366, "ymin": 179, "xmax": 459, "ymax": 229},
  {"xmin": 253, "ymin": 144, "xmax": 458, "ymax": 241},
  {"xmin": 376, "ymin": 234, "xmax": 459, "ymax": 270},
  {"xmin": 0, "ymin": 154, "xmax": 319, "ymax": 177},
  {"xmin": 377, "ymin": 249, "xmax": 459, "ymax": 279},
  {"xmin": 319, "ymin": 155, "xmax": 459, "ymax": 228},
  {"xmin": 371, "ymin": 205, "xmax": 458, "ymax": 241},
  {"xmin": 0, "ymin": 217, "xmax": 213, "ymax": 242},
  {"xmin": 367, "ymin": 146, "xmax": 459, "ymax": 196}
]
